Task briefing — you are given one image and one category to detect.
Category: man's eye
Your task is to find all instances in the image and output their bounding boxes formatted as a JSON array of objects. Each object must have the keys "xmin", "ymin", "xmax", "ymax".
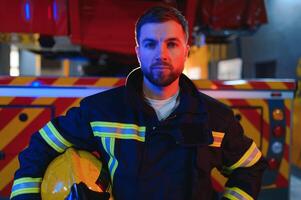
[
  {"xmin": 144, "ymin": 43, "xmax": 156, "ymax": 49},
  {"xmin": 167, "ymin": 42, "xmax": 177, "ymax": 48}
]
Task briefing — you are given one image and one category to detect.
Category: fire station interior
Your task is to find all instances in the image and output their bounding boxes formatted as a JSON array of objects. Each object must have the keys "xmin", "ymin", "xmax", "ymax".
[{"xmin": 0, "ymin": 0, "xmax": 301, "ymax": 200}]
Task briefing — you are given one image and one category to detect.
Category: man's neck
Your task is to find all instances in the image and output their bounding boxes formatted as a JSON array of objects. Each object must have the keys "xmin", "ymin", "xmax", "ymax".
[{"xmin": 143, "ymin": 77, "xmax": 180, "ymax": 100}]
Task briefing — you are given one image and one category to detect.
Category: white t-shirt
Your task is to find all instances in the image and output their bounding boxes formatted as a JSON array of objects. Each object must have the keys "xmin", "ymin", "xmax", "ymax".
[{"xmin": 145, "ymin": 90, "xmax": 180, "ymax": 121}]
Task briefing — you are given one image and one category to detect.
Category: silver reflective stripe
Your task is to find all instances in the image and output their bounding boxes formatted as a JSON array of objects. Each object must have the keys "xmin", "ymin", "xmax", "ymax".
[
  {"xmin": 39, "ymin": 122, "xmax": 72, "ymax": 152},
  {"xmin": 101, "ymin": 137, "xmax": 118, "ymax": 184},
  {"xmin": 10, "ymin": 177, "xmax": 42, "ymax": 199},
  {"xmin": 223, "ymin": 187, "xmax": 253, "ymax": 200}
]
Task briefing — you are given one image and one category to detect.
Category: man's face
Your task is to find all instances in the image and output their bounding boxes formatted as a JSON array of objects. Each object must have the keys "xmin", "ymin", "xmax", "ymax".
[{"xmin": 136, "ymin": 20, "xmax": 189, "ymax": 87}]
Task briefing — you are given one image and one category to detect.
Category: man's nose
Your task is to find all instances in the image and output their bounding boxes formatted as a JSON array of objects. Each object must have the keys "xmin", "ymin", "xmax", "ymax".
[{"xmin": 155, "ymin": 44, "xmax": 168, "ymax": 60}]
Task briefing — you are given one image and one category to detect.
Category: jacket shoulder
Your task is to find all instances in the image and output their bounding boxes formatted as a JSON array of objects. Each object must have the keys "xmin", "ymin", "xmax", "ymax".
[
  {"xmin": 82, "ymin": 86, "xmax": 126, "ymax": 105},
  {"xmin": 199, "ymin": 92, "xmax": 234, "ymax": 130},
  {"xmin": 199, "ymin": 92, "xmax": 233, "ymax": 115}
]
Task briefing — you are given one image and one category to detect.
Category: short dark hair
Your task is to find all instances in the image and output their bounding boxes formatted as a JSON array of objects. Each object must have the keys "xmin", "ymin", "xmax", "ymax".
[{"xmin": 135, "ymin": 6, "xmax": 189, "ymax": 45}]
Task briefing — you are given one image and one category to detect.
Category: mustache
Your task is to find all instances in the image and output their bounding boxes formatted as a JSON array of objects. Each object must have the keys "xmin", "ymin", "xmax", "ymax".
[{"xmin": 150, "ymin": 61, "xmax": 172, "ymax": 68}]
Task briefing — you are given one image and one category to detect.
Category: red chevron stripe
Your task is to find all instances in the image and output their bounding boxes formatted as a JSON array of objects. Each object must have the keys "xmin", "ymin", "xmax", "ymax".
[
  {"xmin": 0, "ymin": 180, "xmax": 12, "ymax": 197},
  {"xmin": 261, "ymin": 100, "xmax": 270, "ymax": 141},
  {"xmin": 0, "ymin": 108, "xmax": 52, "ymax": 171},
  {"xmin": 0, "ymin": 77, "xmax": 13, "ymax": 85},
  {"xmin": 284, "ymin": 105, "xmax": 290, "ymax": 128},
  {"xmin": 283, "ymin": 144, "xmax": 289, "ymax": 161},
  {"xmin": 0, "ymin": 98, "xmax": 35, "ymax": 130},
  {"xmin": 0, "ymin": 98, "xmax": 78, "ymax": 191},
  {"xmin": 275, "ymin": 173, "xmax": 288, "ymax": 187},
  {"xmin": 0, "ymin": 98, "xmax": 78, "ymax": 170},
  {"xmin": 0, "ymin": 77, "xmax": 57, "ymax": 86},
  {"xmin": 282, "ymin": 81, "xmax": 295, "ymax": 90},
  {"xmin": 278, "ymin": 144, "xmax": 289, "ymax": 187},
  {"xmin": 114, "ymin": 78, "xmax": 126, "ymax": 86},
  {"xmin": 34, "ymin": 77, "xmax": 58, "ymax": 86},
  {"xmin": 212, "ymin": 81, "xmax": 236, "ymax": 90},
  {"xmin": 0, "ymin": 98, "xmax": 79, "ymax": 196},
  {"xmin": 73, "ymin": 78, "xmax": 98, "ymax": 86},
  {"xmin": 233, "ymin": 99, "xmax": 269, "ymax": 142},
  {"xmin": 52, "ymin": 98, "xmax": 79, "ymax": 116},
  {"xmin": 249, "ymin": 82, "xmax": 271, "ymax": 90}
]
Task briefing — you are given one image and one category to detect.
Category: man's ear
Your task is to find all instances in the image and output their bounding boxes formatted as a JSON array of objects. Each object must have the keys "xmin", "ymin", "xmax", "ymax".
[
  {"xmin": 135, "ymin": 46, "xmax": 140, "ymax": 58},
  {"xmin": 185, "ymin": 45, "xmax": 190, "ymax": 58},
  {"xmin": 135, "ymin": 46, "xmax": 141, "ymax": 64}
]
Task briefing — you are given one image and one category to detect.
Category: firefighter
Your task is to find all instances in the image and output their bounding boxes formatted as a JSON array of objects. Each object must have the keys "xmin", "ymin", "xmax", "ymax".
[{"xmin": 11, "ymin": 5, "xmax": 267, "ymax": 200}]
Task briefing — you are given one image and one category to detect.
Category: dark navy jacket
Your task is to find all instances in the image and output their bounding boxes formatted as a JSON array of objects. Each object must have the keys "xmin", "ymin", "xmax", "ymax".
[{"xmin": 11, "ymin": 68, "xmax": 267, "ymax": 200}]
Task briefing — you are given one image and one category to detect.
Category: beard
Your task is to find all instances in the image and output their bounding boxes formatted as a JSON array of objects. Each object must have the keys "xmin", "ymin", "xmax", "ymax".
[{"xmin": 142, "ymin": 63, "xmax": 182, "ymax": 87}]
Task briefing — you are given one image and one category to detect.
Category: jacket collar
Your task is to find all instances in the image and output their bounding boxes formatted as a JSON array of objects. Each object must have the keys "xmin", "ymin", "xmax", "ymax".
[
  {"xmin": 125, "ymin": 67, "xmax": 207, "ymax": 115},
  {"xmin": 124, "ymin": 67, "xmax": 149, "ymax": 113}
]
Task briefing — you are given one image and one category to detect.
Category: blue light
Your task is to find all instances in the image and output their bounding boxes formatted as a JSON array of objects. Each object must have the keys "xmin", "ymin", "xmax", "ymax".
[
  {"xmin": 53, "ymin": 0, "xmax": 58, "ymax": 21},
  {"xmin": 30, "ymin": 81, "xmax": 42, "ymax": 87},
  {"xmin": 25, "ymin": 1, "xmax": 31, "ymax": 21}
]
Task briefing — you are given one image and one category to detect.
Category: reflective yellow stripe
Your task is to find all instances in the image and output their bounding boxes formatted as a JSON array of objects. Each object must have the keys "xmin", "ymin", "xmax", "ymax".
[
  {"xmin": 47, "ymin": 122, "xmax": 72, "ymax": 147},
  {"xmin": 223, "ymin": 187, "xmax": 253, "ymax": 200},
  {"xmin": 209, "ymin": 131, "xmax": 225, "ymax": 147},
  {"xmin": 11, "ymin": 188, "xmax": 40, "ymax": 198},
  {"xmin": 101, "ymin": 137, "xmax": 118, "ymax": 184},
  {"xmin": 10, "ymin": 177, "xmax": 42, "ymax": 198},
  {"xmin": 39, "ymin": 122, "xmax": 73, "ymax": 153},
  {"xmin": 91, "ymin": 121, "xmax": 145, "ymax": 131},
  {"xmin": 40, "ymin": 129, "xmax": 63, "ymax": 152},
  {"xmin": 13, "ymin": 177, "xmax": 42, "ymax": 185},
  {"xmin": 226, "ymin": 142, "xmax": 262, "ymax": 171},
  {"xmin": 91, "ymin": 121, "xmax": 146, "ymax": 142},
  {"xmin": 110, "ymin": 137, "xmax": 118, "ymax": 183}
]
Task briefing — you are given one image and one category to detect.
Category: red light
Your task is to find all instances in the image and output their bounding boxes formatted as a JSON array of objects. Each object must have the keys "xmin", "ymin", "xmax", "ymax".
[
  {"xmin": 268, "ymin": 158, "xmax": 279, "ymax": 170},
  {"xmin": 272, "ymin": 108, "xmax": 284, "ymax": 121},
  {"xmin": 273, "ymin": 126, "xmax": 285, "ymax": 137}
]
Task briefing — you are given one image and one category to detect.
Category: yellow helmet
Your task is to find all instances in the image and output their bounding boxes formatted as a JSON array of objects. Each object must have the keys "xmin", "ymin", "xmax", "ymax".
[{"xmin": 41, "ymin": 148, "xmax": 110, "ymax": 200}]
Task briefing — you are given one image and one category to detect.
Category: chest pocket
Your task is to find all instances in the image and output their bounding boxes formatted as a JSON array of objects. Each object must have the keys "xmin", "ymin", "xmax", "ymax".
[
  {"xmin": 90, "ymin": 121, "xmax": 146, "ymax": 183},
  {"xmin": 209, "ymin": 131, "xmax": 225, "ymax": 148}
]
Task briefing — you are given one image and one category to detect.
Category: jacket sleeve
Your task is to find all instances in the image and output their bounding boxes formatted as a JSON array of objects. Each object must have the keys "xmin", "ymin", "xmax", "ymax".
[
  {"xmin": 10, "ymin": 98, "xmax": 99, "ymax": 200},
  {"xmin": 220, "ymin": 115, "xmax": 268, "ymax": 200}
]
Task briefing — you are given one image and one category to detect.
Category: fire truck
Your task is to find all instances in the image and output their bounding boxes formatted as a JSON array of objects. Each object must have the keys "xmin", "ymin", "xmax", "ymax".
[{"xmin": 0, "ymin": 76, "xmax": 296, "ymax": 199}]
